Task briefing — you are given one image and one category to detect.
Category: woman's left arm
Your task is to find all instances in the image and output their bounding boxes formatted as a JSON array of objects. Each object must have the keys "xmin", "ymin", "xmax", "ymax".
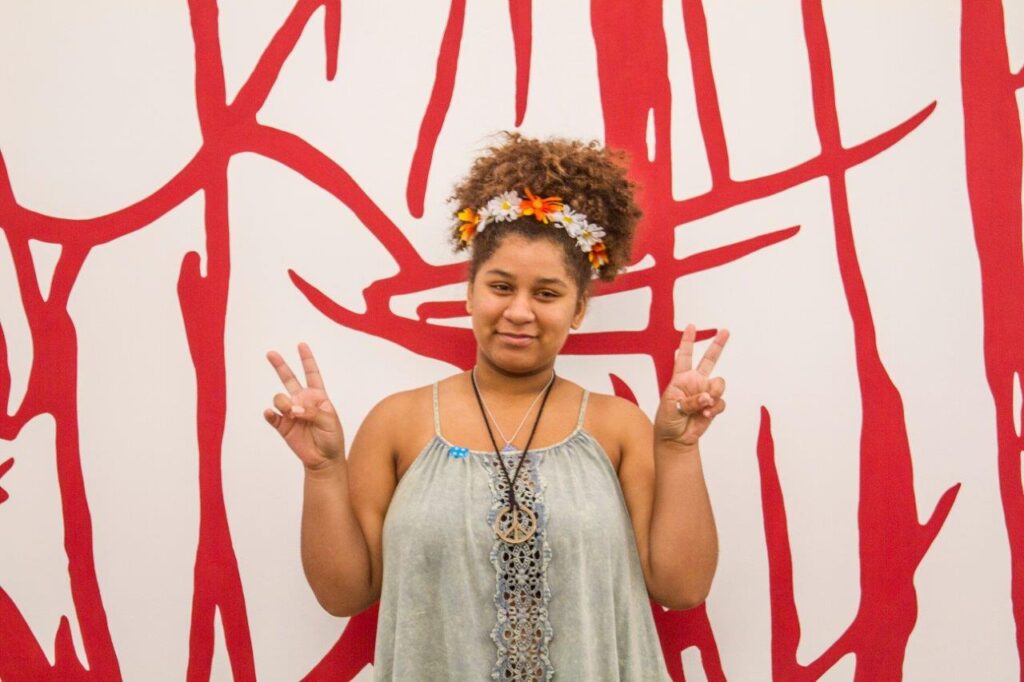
[{"xmin": 617, "ymin": 323, "xmax": 729, "ymax": 610}]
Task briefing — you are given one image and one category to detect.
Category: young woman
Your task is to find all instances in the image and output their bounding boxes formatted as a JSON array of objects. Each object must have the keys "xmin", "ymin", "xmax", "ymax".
[{"xmin": 265, "ymin": 134, "xmax": 729, "ymax": 680}]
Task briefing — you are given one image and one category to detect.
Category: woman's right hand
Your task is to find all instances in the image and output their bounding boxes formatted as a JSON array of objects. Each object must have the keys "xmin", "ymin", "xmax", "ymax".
[{"xmin": 264, "ymin": 342, "xmax": 345, "ymax": 471}]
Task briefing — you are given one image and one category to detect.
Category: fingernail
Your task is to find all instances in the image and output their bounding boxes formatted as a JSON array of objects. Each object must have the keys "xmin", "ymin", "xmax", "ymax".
[
  {"xmin": 703, "ymin": 409, "xmax": 711, "ymax": 418},
  {"xmin": 292, "ymin": 405, "xmax": 305, "ymax": 415}
]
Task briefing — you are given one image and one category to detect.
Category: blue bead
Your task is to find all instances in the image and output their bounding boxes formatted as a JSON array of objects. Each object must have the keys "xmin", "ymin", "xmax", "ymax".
[{"xmin": 448, "ymin": 446, "xmax": 469, "ymax": 459}]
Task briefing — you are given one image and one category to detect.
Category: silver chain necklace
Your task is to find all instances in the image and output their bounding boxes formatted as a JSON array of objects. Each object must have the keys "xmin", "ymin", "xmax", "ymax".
[{"xmin": 471, "ymin": 368, "xmax": 556, "ymax": 453}]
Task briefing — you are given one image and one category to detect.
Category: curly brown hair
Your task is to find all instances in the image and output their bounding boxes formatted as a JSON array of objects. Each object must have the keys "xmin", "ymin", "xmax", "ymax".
[{"xmin": 449, "ymin": 132, "xmax": 642, "ymax": 294}]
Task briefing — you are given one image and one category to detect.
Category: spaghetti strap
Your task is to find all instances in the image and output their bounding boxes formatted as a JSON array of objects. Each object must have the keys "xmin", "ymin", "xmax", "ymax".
[
  {"xmin": 432, "ymin": 382, "xmax": 442, "ymax": 437},
  {"xmin": 576, "ymin": 389, "xmax": 590, "ymax": 430}
]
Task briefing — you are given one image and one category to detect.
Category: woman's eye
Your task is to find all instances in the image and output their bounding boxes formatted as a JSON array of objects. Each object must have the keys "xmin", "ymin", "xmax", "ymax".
[
  {"xmin": 537, "ymin": 290, "xmax": 559, "ymax": 299},
  {"xmin": 490, "ymin": 283, "xmax": 511, "ymax": 292}
]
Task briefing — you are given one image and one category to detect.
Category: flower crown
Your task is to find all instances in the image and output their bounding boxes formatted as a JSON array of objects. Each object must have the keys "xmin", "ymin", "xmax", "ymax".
[{"xmin": 455, "ymin": 188, "xmax": 609, "ymax": 271}]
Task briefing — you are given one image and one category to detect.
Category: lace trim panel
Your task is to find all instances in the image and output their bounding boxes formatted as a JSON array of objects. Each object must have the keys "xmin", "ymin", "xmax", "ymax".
[{"xmin": 482, "ymin": 451, "xmax": 554, "ymax": 681}]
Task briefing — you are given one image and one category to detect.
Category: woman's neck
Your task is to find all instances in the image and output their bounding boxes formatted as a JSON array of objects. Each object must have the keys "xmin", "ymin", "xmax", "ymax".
[{"xmin": 472, "ymin": 355, "xmax": 556, "ymax": 397}]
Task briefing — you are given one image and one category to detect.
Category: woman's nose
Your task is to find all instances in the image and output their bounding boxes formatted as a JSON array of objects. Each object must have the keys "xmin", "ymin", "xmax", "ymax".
[{"xmin": 503, "ymin": 293, "xmax": 535, "ymax": 323}]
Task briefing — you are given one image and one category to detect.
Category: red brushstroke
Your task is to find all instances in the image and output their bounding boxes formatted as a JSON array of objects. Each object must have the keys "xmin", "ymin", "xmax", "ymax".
[
  {"xmin": 754, "ymin": 408, "xmax": 798, "ymax": 678},
  {"xmin": 961, "ymin": 0, "xmax": 1024, "ymax": 674},
  {"xmin": 508, "ymin": 0, "xmax": 532, "ymax": 127},
  {"xmin": 0, "ymin": 457, "xmax": 13, "ymax": 504},
  {"xmin": 681, "ymin": 0, "xmax": 729, "ymax": 185},
  {"xmin": 302, "ymin": 604, "xmax": 378, "ymax": 681},
  {"xmin": 0, "ymin": 0, "xmax": 356, "ymax": 678},
  {"xmin": 0, "ymin": 0, "xmax": 992, "ymax": 679},
  {"xmin": 182, "ymin": 2, "xmax": 255, "ymax": 678},
  {"xmin": 588, "ymin": 1, "xmax": 955, "ymax": 676},
  {"xmin": 735, "ymin": 3, "xmax": 962, "ymax": 679},
  {"xmin": 405, "ymin": 0, "xmax": 466, "ymax": 218},
  {"xmin": 0, "ymin": 198, "xmax": 120, "ymax": 679}
]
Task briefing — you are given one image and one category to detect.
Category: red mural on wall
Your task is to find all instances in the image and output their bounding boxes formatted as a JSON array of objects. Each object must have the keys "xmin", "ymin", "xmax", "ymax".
[
  {"xmin": 0, "ymin": 0, "xmax": 1017, "ymax": 679},
  {"xmin": 962, "ymin": 1, "xmax": 1024, "ymax": 678}
]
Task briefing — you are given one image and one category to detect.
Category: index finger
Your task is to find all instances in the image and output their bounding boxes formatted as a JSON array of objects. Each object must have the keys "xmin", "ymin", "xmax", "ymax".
[
  {"xmin": 696, "ymin": 328, "xmax": 730, "ymax": 377},
  {"xmin": 266, "ymin": 350, "xmax": 304, "ymax": 396},
  {"xmin": 298, "ymin": 342, "xmax": 325, "ymax": 390},
  {"xmin": 673, "ymin": 324, "xmax": 697, "ymax": 374}
]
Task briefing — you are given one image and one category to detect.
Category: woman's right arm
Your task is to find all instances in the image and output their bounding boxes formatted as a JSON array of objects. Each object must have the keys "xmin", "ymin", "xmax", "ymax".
[
  {"xmin": 300, "ymin": 397, "xmax": 397, "ymax": 616},
  {"xmin": 265, "ymin": 343, "xmax": 398, "ymax": 617}
]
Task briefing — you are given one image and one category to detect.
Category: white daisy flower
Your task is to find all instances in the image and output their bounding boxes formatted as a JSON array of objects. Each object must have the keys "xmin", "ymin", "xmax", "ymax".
[
  {"xmin": 488, "ymin": 191, "xmax": 522, "ymax": 221},
  {"xmin": 553, "ymin": 206, "xmax": 587, "ymax": 236},
  {"xmin": 575, "ymin": 223, "xmax": 606, "ymax": 252},
  {"xmin": 477, "ymin": 205, "xmax": 493, "ymax": 232}
]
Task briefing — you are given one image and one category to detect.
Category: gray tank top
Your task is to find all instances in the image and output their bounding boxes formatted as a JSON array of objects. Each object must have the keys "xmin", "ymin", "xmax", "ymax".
[{"xmin": 374, "ymin": 383, "xmax": 669, "ymax": 680}]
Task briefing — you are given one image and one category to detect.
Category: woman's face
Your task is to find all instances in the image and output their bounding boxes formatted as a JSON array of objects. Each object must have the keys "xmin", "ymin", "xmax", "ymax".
[{"xmin": 467, "ymin": 234, "xmax": 587, "ymax": 375}]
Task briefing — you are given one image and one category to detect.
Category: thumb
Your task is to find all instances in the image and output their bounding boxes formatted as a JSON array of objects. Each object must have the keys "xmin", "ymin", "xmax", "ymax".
[{"xmin": 671, "ymin": 392, "xmax": 713, "ymax": 415}]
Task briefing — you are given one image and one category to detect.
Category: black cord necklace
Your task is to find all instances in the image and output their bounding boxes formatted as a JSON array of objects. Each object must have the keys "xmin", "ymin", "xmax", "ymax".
[{"xmin": 470, "ymin": 368, "xmax": 556, "ymax": 544}]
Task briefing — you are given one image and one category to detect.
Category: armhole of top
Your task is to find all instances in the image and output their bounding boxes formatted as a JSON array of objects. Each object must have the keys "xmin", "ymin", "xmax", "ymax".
[
  {"xmin": 432, "ymin": 381, "xmax": 442, "ymax": 438},
  {"xmin": 576, "ymin": 389, "xmax": 590, "ymax": 431}
]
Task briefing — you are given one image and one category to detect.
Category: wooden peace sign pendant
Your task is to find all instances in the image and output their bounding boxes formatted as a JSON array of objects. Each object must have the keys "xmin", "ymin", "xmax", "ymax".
[{"xmin": 494, "ymin": 504, "xmax": 537, "ymax": 544}]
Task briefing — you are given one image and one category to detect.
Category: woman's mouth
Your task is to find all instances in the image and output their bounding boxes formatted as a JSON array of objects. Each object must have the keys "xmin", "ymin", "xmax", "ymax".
[{"xmin": 498, "ymin": 332, "xmax": 535, "ymax": 347}]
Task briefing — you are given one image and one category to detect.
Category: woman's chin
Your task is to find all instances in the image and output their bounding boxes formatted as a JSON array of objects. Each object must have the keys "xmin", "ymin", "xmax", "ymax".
[{"xmin": 479, "ymin": 347, "xmax": 550, "ymax": 374}]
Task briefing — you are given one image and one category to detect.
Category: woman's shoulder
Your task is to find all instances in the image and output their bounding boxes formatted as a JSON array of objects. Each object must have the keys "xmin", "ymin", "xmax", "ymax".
[
  {"xmin": 581, "ymin": 386, "xmax": 650, "ymax": 427},
  {"xmin": 369, "ymin": 375, "xmax": 469, "ymax": 468},
  {"xmin": 567, "ymin": 384, "xmax": 649, "ymax": 471},
  {"xmin": 371, "ymin": 383, "xmax": 431, "ymax": 414},
  {"xmin": 368, "ymin": 381, "xmax": 437, "ymax": 422},
  {"xmin": 364, "ymin": 373, "xmax": 466, "ymax": 431}
]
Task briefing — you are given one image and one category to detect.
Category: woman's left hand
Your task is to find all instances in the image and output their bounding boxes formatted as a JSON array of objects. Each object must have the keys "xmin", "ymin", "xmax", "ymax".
[{"xmin": 654, "ymin": 323, "xmax": 729, "ymax": 448}]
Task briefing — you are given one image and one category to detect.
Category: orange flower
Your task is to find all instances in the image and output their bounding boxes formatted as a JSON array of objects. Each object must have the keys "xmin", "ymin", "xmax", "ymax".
[
  {"xmin": 519, "ymin": 188, "xmax": 562, "ymax": 224},
  {"xmin": 457, "ymin": 207, "xmax": 479, "ymax": 243},
  {"xmin": 588, "ymin": 241, "xmax": 609, "ymax": 270}
]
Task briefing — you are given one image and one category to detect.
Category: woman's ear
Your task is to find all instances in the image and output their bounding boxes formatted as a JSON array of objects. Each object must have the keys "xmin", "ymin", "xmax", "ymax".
[
  {"xmin": 466, "ymin": 282, "xmax": 473, "ymax": 314},
  {"xmin": 571, "ymin": 295, "xmax": 588, "ymax": 330}
]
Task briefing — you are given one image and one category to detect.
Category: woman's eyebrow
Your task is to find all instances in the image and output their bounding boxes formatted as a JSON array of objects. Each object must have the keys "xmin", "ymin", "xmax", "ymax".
[{"xmin": 483, "ymin": 269, "xmax": 567, "ymax": 287}]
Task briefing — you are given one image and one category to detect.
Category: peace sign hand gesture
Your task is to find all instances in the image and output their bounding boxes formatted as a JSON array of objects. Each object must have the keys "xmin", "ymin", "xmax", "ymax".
[
  {"xmin": 655, "ymin": 324, "xmax": 729, "ymax": 449},
  {"xmin": 264, "ymin": 343, "xmax": 345, "ymax": 471}
]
